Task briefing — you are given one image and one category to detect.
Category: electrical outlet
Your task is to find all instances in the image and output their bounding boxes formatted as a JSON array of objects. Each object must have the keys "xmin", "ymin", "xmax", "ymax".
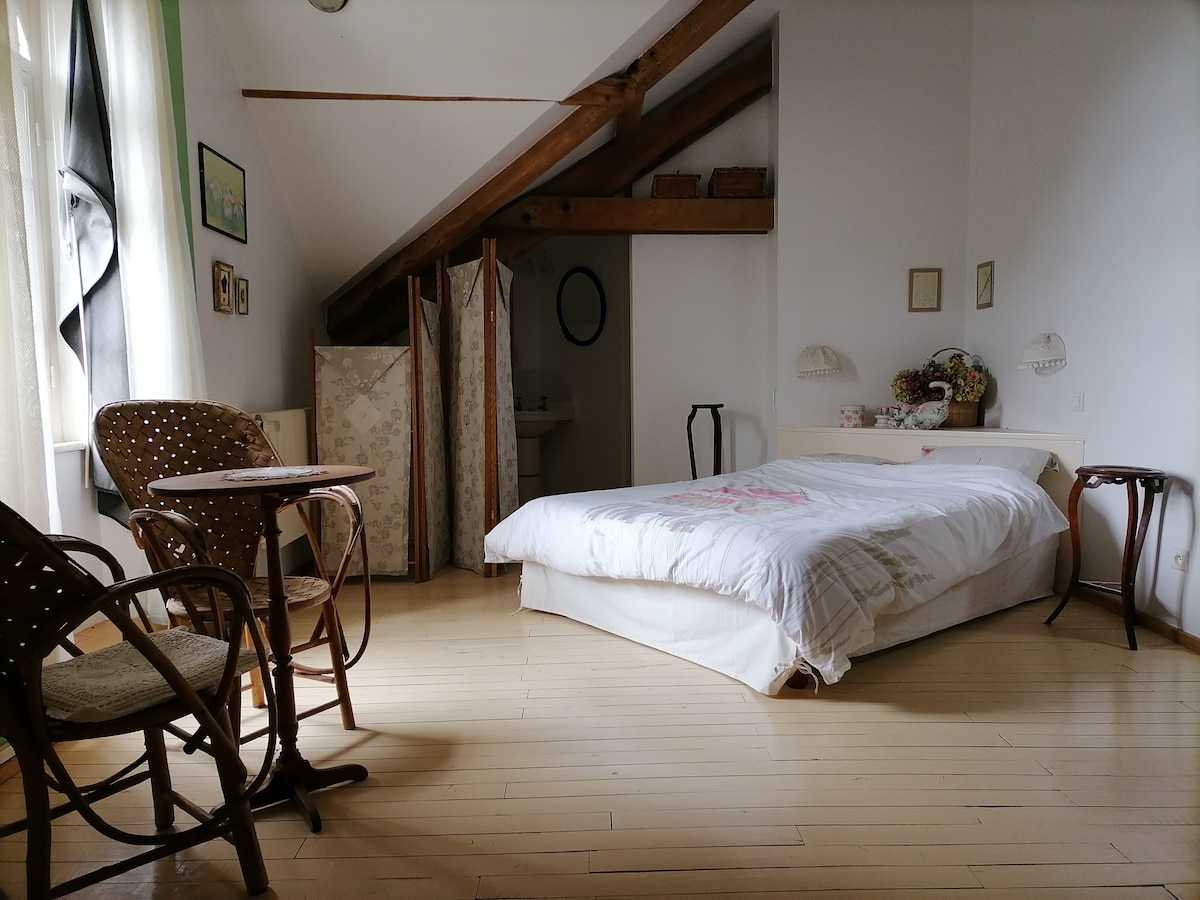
[
  {"xmin": 1172, "ymin": 548, "xmax": 1189, "ymax": 572},
  {"xmin": 1071, "ymin": 393, "xmax": 1085, "ymax": 412}
]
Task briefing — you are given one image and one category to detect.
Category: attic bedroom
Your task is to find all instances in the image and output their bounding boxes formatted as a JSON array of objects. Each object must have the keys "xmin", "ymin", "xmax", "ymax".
[{"xmin": 2, "ymin": 0, "xmax": 1199, "ymax": 896}]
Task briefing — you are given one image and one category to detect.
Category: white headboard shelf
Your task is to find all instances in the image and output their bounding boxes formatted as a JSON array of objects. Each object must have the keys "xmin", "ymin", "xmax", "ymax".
[{"xmin": 777, "ymin": 425, "xmax": 1086, "ymax": 589}]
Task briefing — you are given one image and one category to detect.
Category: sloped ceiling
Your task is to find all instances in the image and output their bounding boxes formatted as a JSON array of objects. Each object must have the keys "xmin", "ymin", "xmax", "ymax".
[{"xmin": 208, "ymin": 0, "xmax": 778, "ymax": 301}]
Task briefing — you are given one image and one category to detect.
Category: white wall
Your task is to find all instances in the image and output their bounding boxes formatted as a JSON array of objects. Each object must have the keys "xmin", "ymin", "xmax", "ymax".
[
  {"xmin": 631, "ymin": 233, "xmax": 771, "ymax": 485},
  {"xmin": 773, "ymin": 0, "xmax": 974, "ymax": 432},
  {"xmin": 178, "ymin": 2, "xmax": 322, "ymax": 413},
  {"xmin": 629, "ymin": 96, "xmax": 774, "ymax": 486},
  {"xmin": 964, "ymin": 0, "xmax": 1200, "ymax": 635}
]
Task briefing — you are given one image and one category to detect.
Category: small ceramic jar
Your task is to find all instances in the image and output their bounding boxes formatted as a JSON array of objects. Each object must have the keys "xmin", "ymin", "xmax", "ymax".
[{"xmin": 839, "ymin": 405, "xmax": 866, "ymax": 428}]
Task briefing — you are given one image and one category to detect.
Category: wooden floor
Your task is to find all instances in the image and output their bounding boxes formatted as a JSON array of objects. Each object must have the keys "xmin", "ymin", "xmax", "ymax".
[{"xmin": 2, "ymin": 566, "xmax": 1199, "ymax": 899}]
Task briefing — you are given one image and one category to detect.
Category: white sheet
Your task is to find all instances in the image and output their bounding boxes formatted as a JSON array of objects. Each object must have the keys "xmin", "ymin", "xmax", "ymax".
[{"xmin": 485, "ymin": 458, "xmax": 1068, "ymax": 684}]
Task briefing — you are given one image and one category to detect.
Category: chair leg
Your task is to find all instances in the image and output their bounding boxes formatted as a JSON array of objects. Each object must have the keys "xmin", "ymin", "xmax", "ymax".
[
  {"xmin": 321, "ymin": 598, "xmax": 356, "ymax": 730},
  {"xmin": 12, "ymin": 737, "xmax": 52, "ymax": 899},
  {"xmin": 144, "ymin": 728, "xmax": 175, "ymax": 830},
  {"xmin": 211, "ymin": 718, "xmax": 269, "ymax": 895},
  {"xmin": 247, "ymin": 622, "xmax": 268, "ymax": 709}
]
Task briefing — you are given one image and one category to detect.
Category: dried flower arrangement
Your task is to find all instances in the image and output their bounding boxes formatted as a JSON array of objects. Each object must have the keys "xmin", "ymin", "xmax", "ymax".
[{"xmin": 891, "ymin": 349, "xmax": 988, "ymax": 404}]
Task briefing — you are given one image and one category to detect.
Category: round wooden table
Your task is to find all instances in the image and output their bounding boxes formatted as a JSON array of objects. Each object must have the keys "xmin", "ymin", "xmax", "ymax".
[
  {"xmin": 1044, "ymin": 464, "xmax": 1167, "ymax": 650},
  {"xmin": 150, "ymin": 464, "xmax": 374, "ymax": 831}
]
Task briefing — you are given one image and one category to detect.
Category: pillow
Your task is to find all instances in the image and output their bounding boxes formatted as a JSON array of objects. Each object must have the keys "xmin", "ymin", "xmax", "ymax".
[
  {"xmin": 910, "ymin": 445, "xmax": 1052, "ymax": 482},
  {"xmin": 804, "ymin": 453, "xmax": 897, "ymax": 465}
]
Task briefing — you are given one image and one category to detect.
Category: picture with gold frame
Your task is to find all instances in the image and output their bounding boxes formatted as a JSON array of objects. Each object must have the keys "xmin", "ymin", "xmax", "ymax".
[
  {"xmin": 908, "ymin": 267, "xmax": 942, "ymax": 312},
  {"xmin": 212, "ymin": 261, "xmax": 234, "ymax": 314}
]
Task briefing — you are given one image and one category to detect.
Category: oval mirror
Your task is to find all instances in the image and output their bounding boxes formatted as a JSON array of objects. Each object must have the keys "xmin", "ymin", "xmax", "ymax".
[{"xmin": 556, "ymin": 267, "xmax": 606, "ymax": 347}]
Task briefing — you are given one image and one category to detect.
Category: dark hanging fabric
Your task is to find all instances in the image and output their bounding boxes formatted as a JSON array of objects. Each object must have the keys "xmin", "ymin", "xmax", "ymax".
[{"xmin": 60, "ymin": 0, "xmax": 129, "ymax": 524}]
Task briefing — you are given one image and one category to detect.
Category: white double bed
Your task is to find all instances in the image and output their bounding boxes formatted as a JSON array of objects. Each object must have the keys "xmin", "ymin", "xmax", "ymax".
[{"xmin": 484, "ymin": 429, "xmax": 1083, "ymax": 694}]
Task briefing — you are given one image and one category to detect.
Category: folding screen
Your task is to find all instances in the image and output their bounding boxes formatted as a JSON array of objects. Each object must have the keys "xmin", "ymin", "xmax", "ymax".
[
  {"xmin": 446, "ymin": 240, "xmax": 518, "ymax": 576},
  {"xmin": 314, "ymin": 346, "xmax": 412, "ymax": 576}
]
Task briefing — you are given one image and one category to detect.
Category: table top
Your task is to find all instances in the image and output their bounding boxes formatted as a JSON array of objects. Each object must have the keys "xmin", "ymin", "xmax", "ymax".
[
  {"xmin": 1076, "ymin": 464, "xmax": 1167, "ymax": 480},
  {"xmin": 149, "ymin": 464, "xmax": 374, "ymax": 498}
]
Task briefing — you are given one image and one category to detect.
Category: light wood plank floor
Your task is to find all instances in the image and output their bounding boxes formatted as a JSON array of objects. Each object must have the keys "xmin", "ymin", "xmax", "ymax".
[{"xmin": 2, "ymin": 567, "xmax": 1198, "ymax": 899}]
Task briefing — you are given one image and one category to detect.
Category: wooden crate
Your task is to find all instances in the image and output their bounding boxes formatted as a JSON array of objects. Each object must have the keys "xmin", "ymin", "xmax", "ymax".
[
  {"xmin": 707, "ymin": 166, "xmax": 768, "ymax": 198},
  {"xmin": 651, "ymin": 173, "xmax": 701, "ymax": 199}
]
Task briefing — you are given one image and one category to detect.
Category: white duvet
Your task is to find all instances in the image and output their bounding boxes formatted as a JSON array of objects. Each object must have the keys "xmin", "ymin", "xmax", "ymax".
[{"xmin": 484, "ymin": 458, "xmax": 1068, "ymax": 683}]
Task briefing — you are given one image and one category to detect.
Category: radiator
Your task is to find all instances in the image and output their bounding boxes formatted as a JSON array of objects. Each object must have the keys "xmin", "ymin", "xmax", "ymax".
[{"xmin": 253, "ymin": 408, "xmax": 310, "ymax": 572}]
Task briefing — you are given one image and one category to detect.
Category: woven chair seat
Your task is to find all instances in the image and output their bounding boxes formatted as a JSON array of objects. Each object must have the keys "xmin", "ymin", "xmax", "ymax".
[
  {"xmin": 165, "ymin": 574, "xmax": 331, "ymax": 622},
  {"xmin": 41, "ymin": 628, "xmax": 260, "ymax": 723}
]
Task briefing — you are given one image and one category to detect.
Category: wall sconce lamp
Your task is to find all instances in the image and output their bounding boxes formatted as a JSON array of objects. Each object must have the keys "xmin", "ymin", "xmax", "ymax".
[
  {"xmin": 795, "ymin": 344, "xmax": 841, "ymax": 377},
  {"xmin": 1018, "ymin": 332, "xmax": 1067, "ymax": 372}
]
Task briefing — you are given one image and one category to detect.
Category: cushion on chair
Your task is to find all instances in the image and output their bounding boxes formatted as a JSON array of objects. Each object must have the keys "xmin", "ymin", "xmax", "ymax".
[
  {"xmin": 165, "ymin": 575, "xmax": 331, "ymax": 622},
  {"xmin": 41, "ymin": 628, "xmax": 259, "ymax": 723}
]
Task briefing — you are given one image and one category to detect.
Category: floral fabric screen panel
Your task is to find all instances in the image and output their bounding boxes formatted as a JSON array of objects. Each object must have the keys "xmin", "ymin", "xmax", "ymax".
[
  {"xmin": 314, "ymin": 346, "xmax": 412, "ymax": 576},
  {"xmin": 419, "ymin": 297, "xmax": 450, "ymax": 573},
  {"xmin": 447, "ymin": 258, "xmax": 519, "ymax": 575}
]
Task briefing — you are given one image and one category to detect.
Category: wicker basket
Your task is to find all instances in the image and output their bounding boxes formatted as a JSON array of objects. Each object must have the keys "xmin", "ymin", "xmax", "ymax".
[
  {"xmin": 943, "ymin": 400, "xmax": 979, "ymax": 428},
  {"xmin": 930, "ymin": 347, "xmax": 982, "ymax": 428}
]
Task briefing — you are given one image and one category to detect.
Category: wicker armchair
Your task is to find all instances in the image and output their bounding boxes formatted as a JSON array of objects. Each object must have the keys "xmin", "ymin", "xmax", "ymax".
[
  {"xmin": 0, "ymin": 500, "xmax": 274, "ymax": 898},
  {"xmin": 93, "ymin": 399, "xmax": 372, "ymax": 736}
]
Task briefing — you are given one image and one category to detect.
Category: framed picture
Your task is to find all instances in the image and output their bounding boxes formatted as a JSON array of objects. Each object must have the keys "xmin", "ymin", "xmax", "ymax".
[
  {"xmin": 198, "ymin": 143, "xmax": 247, "ymax": 243},
  {"xmin": 908, "ymin": 267, "xmax": 942, "ymax": 312},
  {"xmin": 212, "ymin": 261, "xmax": 235, "ymax": 314},
  {"xmin": 976, "ymin": 260, "xmax": 994, "ymax": 309},
  {"xmin": 235, "ymin": 277, "xmax": 249, "ymax": 315}
]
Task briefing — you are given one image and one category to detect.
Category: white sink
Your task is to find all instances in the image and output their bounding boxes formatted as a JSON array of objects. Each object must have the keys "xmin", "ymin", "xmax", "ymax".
[{"xmin": 515, "ymin": 405, "xmax": 572, "ymax": 439}]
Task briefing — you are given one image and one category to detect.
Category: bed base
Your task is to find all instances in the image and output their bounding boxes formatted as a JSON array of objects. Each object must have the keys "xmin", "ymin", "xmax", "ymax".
[{"xmin": 518, "ymin": 536, "xmax": 1058, "ymax": 695}]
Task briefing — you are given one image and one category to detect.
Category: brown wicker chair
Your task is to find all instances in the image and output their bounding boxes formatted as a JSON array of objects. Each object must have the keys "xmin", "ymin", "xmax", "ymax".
[
  {"xmin": 0, "ymin": 500, "xmax": 274, "ymax": 898},
  {"xmin": 93, "ymin": 399, "xmax": 372, "ymax": 736}
]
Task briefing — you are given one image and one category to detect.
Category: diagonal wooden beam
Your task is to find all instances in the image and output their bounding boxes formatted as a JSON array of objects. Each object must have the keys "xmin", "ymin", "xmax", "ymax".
[
  {"xmin": 496, "ymin": 37, "xmax": 772, "ymax": 261},
  {"xmin": 325, "ymin": 0, "xmax": 756, "ymax": 340},
  {"xmin": 489, "ymin": 197, "xmax": 774, "ymax": 234},
  {"xmin": 543, "ymin": 39, "xmax": 770, "ymax": 195}
]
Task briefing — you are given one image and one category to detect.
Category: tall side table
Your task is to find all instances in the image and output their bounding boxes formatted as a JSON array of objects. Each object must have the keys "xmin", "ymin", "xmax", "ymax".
[
  {"xmin": 150, "ymin": 464, "xmax": 374, "ymax": 832},
  {"xmin": 1044, "ymin": 464, "xmax": 1167, "ymax": 650}
]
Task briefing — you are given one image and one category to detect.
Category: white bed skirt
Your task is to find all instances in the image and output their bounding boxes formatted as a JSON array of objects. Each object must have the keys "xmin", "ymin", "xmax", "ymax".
[{"xmin": 518, "ymin": 536, "xmax": 1058, "ymax": 695}]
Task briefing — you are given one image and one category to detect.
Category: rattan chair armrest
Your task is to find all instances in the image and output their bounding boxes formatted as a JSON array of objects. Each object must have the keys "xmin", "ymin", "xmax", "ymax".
[
  {"xmin": 99, "ymin": 565, "xmax": 276, "ymax": 779},
  {"xmin": 44, "ymin": 535, "xmax": 126, "ymax": 582},
  {"xmin": 288, "ymin": 486, "xmax": 366, "ymax": 586}
]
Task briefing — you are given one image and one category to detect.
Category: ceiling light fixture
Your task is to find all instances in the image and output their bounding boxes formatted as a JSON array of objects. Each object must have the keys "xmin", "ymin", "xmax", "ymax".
[{"xmin": 308, "ymin": 0, "xmax": 347, "ymax": 11}]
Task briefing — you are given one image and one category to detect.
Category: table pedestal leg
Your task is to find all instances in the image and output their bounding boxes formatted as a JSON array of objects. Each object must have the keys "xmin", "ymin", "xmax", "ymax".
[{"xmin": 249, "ymin": 497, "xmax": 367, "ymax": 832}]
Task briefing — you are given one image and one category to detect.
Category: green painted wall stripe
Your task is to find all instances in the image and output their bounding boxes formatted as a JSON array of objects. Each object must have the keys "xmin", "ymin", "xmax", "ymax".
[{"xmin": 159, "ymin": 0, "xmax": 193, "ymax": 257}]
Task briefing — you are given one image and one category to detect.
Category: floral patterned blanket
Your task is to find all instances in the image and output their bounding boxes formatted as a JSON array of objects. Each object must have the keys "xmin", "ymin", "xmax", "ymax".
[{"xmin": 484, "ymin": 458, "xmax": 1067, "ymax": 683}]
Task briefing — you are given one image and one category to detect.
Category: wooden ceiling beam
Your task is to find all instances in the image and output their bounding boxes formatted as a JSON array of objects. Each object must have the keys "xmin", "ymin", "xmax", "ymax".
[
  {"xmin": 326, "ymin": 0, "xmax": 756, "ymax": 342},
  {"xmin": 492, "ymin": 37, "xmax": 772, "ymax": 263},
  {"xmin": 489, "ymin": 197, "xmax": 774, "ymax": 234}
]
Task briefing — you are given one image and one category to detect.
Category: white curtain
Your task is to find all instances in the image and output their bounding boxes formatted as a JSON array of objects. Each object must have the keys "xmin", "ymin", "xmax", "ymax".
[
  {"xmin": 99, "ymin": 0, "xmax": 204, "ymax": 399},
  {"xmin": 0, "ymin": 0, "xmax": 54, "ymax": 530}
]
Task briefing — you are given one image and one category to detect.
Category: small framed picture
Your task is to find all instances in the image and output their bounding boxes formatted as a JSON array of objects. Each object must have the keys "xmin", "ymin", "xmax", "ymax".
[
  {"xmin": 976, "ymin": 260, "xmax": 994, "ymax": 309},
  {"xmin": 198, "ymin": 143, "xmax": 247, "ymax": 243},
  {"xmin": 235, "ymin": 277, "xmax": 249, "ymax": 315},
  {"xmin": 212, "ymin": 261, "xmax": 235, "ymax": 314},
  {"xmin": 908, "ymin": 267, "xmax": 942, "ymax": 312}
]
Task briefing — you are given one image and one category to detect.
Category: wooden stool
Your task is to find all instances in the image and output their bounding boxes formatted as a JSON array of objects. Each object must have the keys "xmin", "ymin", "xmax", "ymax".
[{"xmin": 1044, "ymin": 464, "xmax": 1167, "ymax": 649}]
